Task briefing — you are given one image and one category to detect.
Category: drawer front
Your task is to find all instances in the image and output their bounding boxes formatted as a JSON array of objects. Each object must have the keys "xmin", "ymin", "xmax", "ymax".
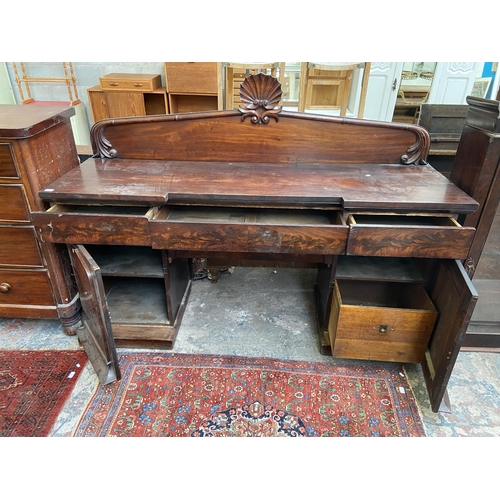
[
  {"xmin": 329, "ymin": 280, "xmax": 437, "ymax": 363},
  {"xmin": 347, "ymin": 215, "xmax": 475, "ymax": 259},
  {"xmin": 0, "ymin": 269, "xmax": 54, "ymax": 306},
  {"xmin": 165, "ymin": 63, "xmax": 219, "ymax": 94},
  {"xmin": 0, "ymin": 185, "xmax": 30, "ymax": 222},
  {"xmin": 0, "ymin": 226, "xmax": 43, "ymax": 266},
  {"xmin": 152, "ymin": 222, "xmax": 348, "ymax": 254},
  {"xmin": 151, "ymin": 207, "xmax": 348, "ymax": 254},
  {"xmin": 100, "ymin": 74, "xmax": 161, "ymax": 92},
  {"xmin": 33, "ymin": 205, "xmax": 153, "ymax": 246},
  {"xmin": 0, "ymin": 143, "xmax": 19, "ymax": 178},
  {"xmin": 331, "ymin": 305, "xmax": 437, "ymax": 363}
]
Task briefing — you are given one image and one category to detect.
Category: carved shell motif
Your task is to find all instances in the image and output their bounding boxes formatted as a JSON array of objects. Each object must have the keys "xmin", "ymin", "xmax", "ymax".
[{"xmin": 238, "ymin": 73, "xmax": 283, "ymax": 124}]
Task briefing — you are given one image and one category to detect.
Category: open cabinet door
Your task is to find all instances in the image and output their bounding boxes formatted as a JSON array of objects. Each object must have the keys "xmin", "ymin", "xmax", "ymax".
[
  {"xmin": 69, "ymin": 244, "xmax": 121, "ymax": 385},
  {"xmin": 420, "ymin": 259, "xmax": 478, "ymax": 412}
]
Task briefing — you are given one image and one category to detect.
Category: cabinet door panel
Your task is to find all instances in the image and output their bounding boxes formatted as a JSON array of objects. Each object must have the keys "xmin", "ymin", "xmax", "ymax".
[
  {"xmin": 105, "ymin": 92, "xmax": 146, "ymax": 118},
  {"xmin": 420, "ymin": 259, "xmax": 477, "ymax": 412},
  {"xmin": 69, "ymin": 244, "xmax": 120, "ymax": 385}
]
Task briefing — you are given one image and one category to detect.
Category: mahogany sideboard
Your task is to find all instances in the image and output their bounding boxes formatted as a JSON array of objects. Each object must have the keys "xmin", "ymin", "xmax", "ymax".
[
  {"xmin": 31, "ymin": 74, "xmax": 483, "ymax": 412},
  {"xmin": 0, "ymin": 105, "xmax": 80, "ymax": 332}
]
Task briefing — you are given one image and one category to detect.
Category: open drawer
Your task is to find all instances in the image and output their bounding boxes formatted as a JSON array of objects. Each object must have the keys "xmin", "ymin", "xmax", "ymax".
[
  {"xmin": 329, "ymin": 279, "xmax": 438, "ymax": 363},
  {"xmin": 32, "ymin": 205, "xmax": 157, "ymax": 246},
  {"xmin": 346, "ymin": 213, "xmax": 475, "ymax": 259},
  {"xmin": 150, "ymin": 206, "xmax": 348, "ymax": 254}
]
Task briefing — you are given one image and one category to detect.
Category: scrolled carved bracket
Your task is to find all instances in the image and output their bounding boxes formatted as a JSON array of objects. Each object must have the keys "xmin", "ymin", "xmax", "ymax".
[
  {"xmin": 238, "ymin": 73, "xmax": 282, "ymax": 124},
  {"xmin": 91, "ymin": 121, "xmax": 118, "ymax": 158},
  {"xmin": 400, "ymin": 124, "xmax": 431, "ymax": 165}
]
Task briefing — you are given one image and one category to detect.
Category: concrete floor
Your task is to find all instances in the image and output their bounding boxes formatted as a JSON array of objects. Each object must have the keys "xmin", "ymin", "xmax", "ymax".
[{"xmin": 1, "ymin": 267, "xmax": 500, "ymax": 437}]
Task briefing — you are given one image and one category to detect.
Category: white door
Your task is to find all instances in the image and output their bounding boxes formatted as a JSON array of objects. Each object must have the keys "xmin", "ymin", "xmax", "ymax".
[
  {"xmin": 428, "ymin": 62, "xmax": 482, "ymax": 104},
  {"xmin": 362, "ymin": 62, "xmax": 404, "ymax": 122}
]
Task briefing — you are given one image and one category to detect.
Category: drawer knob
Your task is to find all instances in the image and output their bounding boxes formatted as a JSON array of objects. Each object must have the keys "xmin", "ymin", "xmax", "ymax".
[{"xmin": 0, "ymin": 282, "xmax": 11, "ymax": 293}]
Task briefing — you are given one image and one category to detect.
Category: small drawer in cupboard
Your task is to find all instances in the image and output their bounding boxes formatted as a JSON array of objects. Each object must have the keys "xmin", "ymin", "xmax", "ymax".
[
  {"xmin": 329, "ymin": 279, "xmax": 437, "ymax": 364},
  {"xmin": 0, "ymin": 269, "xmax": 54, "ymax": 306},
  {"xmin": 99, "ymin": 73, "xmax": 161, "ymax": 92},
  {"xmin": 0, "ymin": 185, "xmax": 30, "ymax": 222},
  {"xmin": 32, "ymin": 204, "xmax": 155, "ymax": 246},
  {"xmin": 0, "ymin": 226, "xmax": 43, "ymax": 266},
  {"xmin": 346, "ymin": 214, "xmax": 475, "ymax": 259},
  {"xmin": 0, "ymin": 143, "xmax": 19, "ymax": 178}
]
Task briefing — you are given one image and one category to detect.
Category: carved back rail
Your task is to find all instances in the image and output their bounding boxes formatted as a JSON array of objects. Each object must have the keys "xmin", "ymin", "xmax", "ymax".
[{"xmin": 91, "ymin": 73, "xmax": 430, "ymax": 166}]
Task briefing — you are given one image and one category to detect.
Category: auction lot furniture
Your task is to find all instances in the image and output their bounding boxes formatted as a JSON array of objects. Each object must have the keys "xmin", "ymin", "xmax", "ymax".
[
  {"xmin": 33, "ymin": 74, "xmax": 481, "ymax": 412},
  {"xmin": 87, "ymin": 73, "xmax": 168, "ymax": 122},
  {"xmin": 0, "ymin": 105, "xmax": 80, "ymax": 332},
  {"xmin": 165, "ymin": 62, "xmax": 222, "ymax": 112}
]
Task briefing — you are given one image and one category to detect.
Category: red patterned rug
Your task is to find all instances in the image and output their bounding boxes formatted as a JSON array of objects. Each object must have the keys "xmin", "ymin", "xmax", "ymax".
[
  {"xmin": 0, "ymin": 350, "xmax": 88, "ymax": 437},
  {"xmin": 74, "ymin": 352, "xmax": 426, "ymax": 437}
]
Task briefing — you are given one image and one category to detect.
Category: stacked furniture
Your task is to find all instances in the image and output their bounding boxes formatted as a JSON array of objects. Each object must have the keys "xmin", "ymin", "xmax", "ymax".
[
  {"xmin": 87, "ymin": 73, "xmax": 169, "ymax": 122},
  {"xmin": 87, "ymin": 65, "xmax": 223, "ymax": 122},
  {"xmin": 0, "ymin": 104, "xmax": 80, "ymax": 333},
  {"xmin": 165, "ymin": 62, "xmax": 222, "ymax": 113}
]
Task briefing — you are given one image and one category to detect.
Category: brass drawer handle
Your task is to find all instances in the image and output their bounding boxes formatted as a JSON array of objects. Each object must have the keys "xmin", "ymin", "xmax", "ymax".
[{"xmin": 0, "ymin": 282, "xmax": 11, "ymax": 293}]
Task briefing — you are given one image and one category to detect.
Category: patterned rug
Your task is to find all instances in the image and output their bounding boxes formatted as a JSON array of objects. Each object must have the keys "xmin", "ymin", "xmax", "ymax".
[
  {"xmin": 74, "ymin": 352, "xmax": 426, "ymax": 437},
  {"xmin": 0, "ymin": 350, "xmax": 88, "ymax": 437}
]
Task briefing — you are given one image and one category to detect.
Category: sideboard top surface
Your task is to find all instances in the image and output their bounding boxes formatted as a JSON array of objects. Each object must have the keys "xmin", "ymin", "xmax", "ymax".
[{"xmin": 38, "ymin": 158, "xmax": 479, "ymax": 214}]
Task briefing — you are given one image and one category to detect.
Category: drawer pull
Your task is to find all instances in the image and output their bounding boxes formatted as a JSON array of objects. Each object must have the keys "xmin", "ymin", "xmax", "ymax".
[
  {"xmin": 109, "ymin": 82, "xmax": 119, "ymax": 86},
  {"xmin": 133, "ymin": 83, "xmax": 143, "ymax": 87},
  {"xmin": 378, "ymin": 324, "xmax": 388, "ymax": 333},
  {"xmin": 0, "ymin": 282, "xmax": 11, "ymax": 293}
]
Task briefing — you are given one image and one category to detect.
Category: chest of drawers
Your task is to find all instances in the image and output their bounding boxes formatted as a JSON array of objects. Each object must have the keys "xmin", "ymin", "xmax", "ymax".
[{"xmin": 0, "ymin": 105, "xmax": 81, "ymax": 333}]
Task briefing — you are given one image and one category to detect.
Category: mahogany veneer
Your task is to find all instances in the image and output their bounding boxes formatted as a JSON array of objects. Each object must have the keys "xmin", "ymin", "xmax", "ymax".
[
  {"xmin": 32, "ymin": 74, "xmax": 483, "ymax": 413},
  {"xmin": 0, "ymin": 104, "xmax": 80, "ymax": 331}
]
